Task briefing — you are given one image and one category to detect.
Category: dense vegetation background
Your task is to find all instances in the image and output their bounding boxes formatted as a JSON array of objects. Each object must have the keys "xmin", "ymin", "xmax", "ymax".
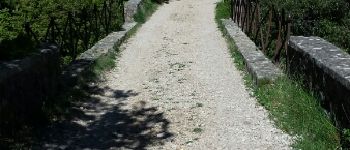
[
  {"xmin": 260, "ymin": 0, "xmax": 350, "ymax": 52},
  {"xmin": 0, "ymin": 0, "xmax": 124, "ymax": 62}
]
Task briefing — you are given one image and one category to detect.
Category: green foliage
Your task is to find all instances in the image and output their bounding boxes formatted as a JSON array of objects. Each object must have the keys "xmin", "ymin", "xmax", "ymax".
[
  {"xmin": 0, "ymin": 0, "xmax": 124, "ymax": 61},
  {"xmin": 91, "ymin": 51, "xmax": 117, "ymax": 76},
  {"xmin": 256, "ymin": 77, "xmax": 340, "ymax": 149},
  {"xmin": 0, "ymin": 0, "xmax": 102, "ymax": 40},
  {"xmin": 261, "ymin": 0, "xmax": 348, "ymax": 22},
  {"xmin": 260, "ymin": 0, "xmax": 350, "ymax": 52},
  {"xmin": 317, "ymin": 20, "xmax": 350, "ymax": 52},
  {"xmin": 0, "ymin": 9, "xmax": 23, "ymax": 41},
  {"xmin": 343, "ymin": 129, "xmax": 350, "ymax": 144},
  {"xmin": 134, "ymin": 0, "xmax": 158, "ymax": 23},
  {"xmin": 151, "ymin": 0, "xmax": 167, "ymax": 4},
  {"xmin": 215, "ymin": 0, "xmax": 231, "ymax": 20}
]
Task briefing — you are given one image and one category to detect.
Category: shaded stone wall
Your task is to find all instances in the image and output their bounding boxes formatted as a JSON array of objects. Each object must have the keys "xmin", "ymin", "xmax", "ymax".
[
  {"xmin": 288, "ymin": 36, "xmax": 350, "ymax": 128},
  {"xmin": 0, "ymin": 44, "xmax": 60, "ymax": 134}
]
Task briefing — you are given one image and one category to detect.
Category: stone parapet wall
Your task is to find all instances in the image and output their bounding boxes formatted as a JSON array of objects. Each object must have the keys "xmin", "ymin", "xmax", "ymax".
[
  {"xmin": 288, "ymin": 36, "xmax": 350, "ymax": 128},
  {"xmin": 0, "ymin": 44, "xmax": 60, "ymax": 133},
  {"xmin": 222, "ymin": 19, "xmax": 282, "ymax": 86}
]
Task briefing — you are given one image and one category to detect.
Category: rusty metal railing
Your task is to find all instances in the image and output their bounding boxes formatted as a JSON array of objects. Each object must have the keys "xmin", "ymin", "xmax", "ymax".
[
  {"xmin": 231, "ymin": 0, "xmax": 291, "ymax": 63},
  {"xmin": 24, "ymin": 0, "xmax": 124, "ymax": 61}
]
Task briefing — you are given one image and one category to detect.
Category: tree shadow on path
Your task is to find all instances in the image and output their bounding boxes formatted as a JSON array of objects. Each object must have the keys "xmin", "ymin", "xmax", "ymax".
[{"xmin": 32, "ymin": 84, "xmax": 173, "ymax": 149}]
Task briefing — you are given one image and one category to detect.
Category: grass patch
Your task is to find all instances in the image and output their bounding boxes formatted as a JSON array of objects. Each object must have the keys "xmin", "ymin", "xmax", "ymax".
[
  {"xmin": 84, "ymin": 50, "xmax": 117, "ymax": 81},
  {"xmin": 256, "ymin": 77, "xmax": 340, "ymax": 149},
  {"xmin": 134, "ymin": 0, "xmax": 159, "ymax": 23},
  {"xmin": 123, "ymin": 0, "xmax": 161, "ymax": 45},
  {"xmin": 193, "ymin": 128, "xmax": 203, "ymax": 133},
  {"xmin": 215, "ymin": 0, "xmax": 231, "ymax": 21},
  {"xmin": 215, "ymin": 0, "xmax": 341, "ymax": 149},
  {"xmin": 93, "ymin": 52, "xmax": 117, "ymax": 73},
  {"xmin": 196, "ymin": 103, "xmax": 203, "ymax": 108}
]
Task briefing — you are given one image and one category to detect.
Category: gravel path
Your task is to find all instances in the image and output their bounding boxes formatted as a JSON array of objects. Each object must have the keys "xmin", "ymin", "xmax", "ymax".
[{"xmin": 35, "ymin": 0, "xmax": 291, "ymax": 149}]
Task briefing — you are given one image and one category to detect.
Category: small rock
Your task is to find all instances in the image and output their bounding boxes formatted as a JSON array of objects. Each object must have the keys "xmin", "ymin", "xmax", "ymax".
[{"xmin": 157, "ymin": 132, "xmax": 166, "ymax": 138}]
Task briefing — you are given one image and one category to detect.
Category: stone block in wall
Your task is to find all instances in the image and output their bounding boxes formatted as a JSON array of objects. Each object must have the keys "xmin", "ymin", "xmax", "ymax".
[
  {"xmin": 0, "ymin": 43, "xmax": 60, "ymax": 133},
  {"xmin": 288, "ymin": 36, "xmax": 350, "ymax": 128},
  {"xmin": 124, "ymin": 0, "xmax": 143, "ymax": 23}
]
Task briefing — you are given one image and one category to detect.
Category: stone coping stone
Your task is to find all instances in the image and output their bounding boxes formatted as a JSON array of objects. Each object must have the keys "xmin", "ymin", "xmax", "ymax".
[
  {"xmin": 221, "ymin": 19, "xmax": 282, "ymax": 86},
  {"xmin": 62, "ymin": 22, "xmax": 137, "ymax": 85},
  {"xmin": 77, "ymin": 23, "xmax": 136, "ymax": 61},
  {"xmin": 289, "ymin": 36, "xmax": 350, "ymax": 90},
  {"xmin": 288, "ymin": 36, "xmax": 350, "ymax": 128},
  {"xmin": 124, "ymin": 0, "xmax": 143, "ymax": 23}
]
